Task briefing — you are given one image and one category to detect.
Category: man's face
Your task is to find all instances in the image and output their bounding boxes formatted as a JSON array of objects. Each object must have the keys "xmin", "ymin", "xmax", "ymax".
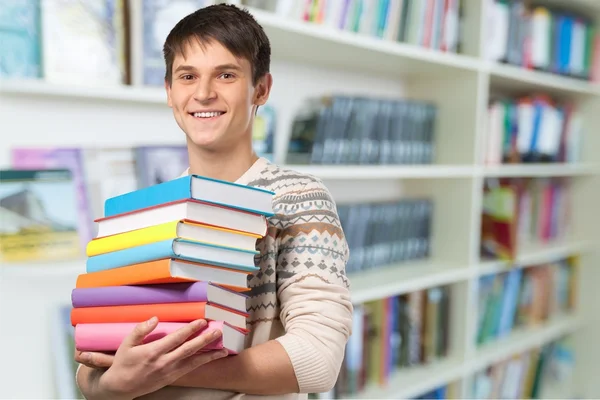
[{"xmin": 166, "ymin": 39, "xmax": 270, "ymax": 151}]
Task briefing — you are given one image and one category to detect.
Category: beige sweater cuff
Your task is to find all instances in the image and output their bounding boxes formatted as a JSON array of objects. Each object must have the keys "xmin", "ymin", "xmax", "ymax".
[{"xmin": 276, "ymin": 333, "xmax": 333, "ymax": 394}]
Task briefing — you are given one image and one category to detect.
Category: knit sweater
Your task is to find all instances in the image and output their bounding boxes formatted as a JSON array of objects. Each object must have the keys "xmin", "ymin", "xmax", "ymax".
[{"xmin": 82, "ymin": 157, "xmax": 353, "ymax": 399}]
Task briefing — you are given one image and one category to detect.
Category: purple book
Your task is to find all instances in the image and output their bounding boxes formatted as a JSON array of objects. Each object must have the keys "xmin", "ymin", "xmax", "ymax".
[
  {"xmin": 71, "ymin": 282, "xmax": 208, "ymax": 308},
  {"xmin": 71, "ymin": 281, "xmax": 249, "ymax": 312}
]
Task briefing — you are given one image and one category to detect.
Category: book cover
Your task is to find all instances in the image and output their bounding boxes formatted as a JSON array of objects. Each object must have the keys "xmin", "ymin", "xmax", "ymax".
[
  {"xmin": 85, "ymin": 238, "xmax": 260, "ymax": 274},
  {"xmin": 74, "ymin": 320, "xmax": 247, "ymax": 354},
  {"xmin": 75, "ymin": 258, "xmax": 251, "ymax": 291},
  {"xmin": 72, "ymin": 281, "xmax": 210, "ymax": 308},
  {"xmin": 87, "ymin": 219, "xmax": 261, "ymax": 256},
  {"xmin": 11, "ymin": 147, "xmax": 94, "ymax": 248},
  {"xmin": 0, "ymin": 169, "xmax": 82, "ymax": 262},
  {"xmin": 104, "ymin": 173, "xmax": 275, "ymax": 218}
]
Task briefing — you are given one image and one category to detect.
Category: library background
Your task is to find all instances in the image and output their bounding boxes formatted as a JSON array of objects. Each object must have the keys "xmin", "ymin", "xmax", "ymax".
[{"xmin": 1, "ymin": 0, "xmax": 599, "ymax": 399}]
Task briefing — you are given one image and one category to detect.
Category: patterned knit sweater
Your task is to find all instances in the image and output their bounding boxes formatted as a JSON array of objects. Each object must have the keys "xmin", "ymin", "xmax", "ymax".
[{"xmin": 135, "ymin": 157, "xmax": 353, "ymax": 399}]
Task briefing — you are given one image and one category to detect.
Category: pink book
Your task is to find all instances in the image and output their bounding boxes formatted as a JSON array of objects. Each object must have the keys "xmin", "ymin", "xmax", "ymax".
[{"xmin": 74, "ymin": 320, "xmax": 247, "ymax": 354}]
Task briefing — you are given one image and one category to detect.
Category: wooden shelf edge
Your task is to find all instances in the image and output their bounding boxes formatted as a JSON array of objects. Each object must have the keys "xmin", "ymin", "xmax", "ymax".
[
  {"xmin": 349, "ymin": 262, "xmax": 473, "ymax": 304},
  {"xmin": 482, "ymin": 164, "xmax": 600, "ymax": 178},
  {"xmin": 348, "ymin": 356, "xmax": 466, "ymax": 399},
  {"xmin": 477, "ymin": 240, "xmax": 591, "ymax": 276},
  {"xmin": 468, "ymin": 314, "xmax": 582, "ymax": 374}
]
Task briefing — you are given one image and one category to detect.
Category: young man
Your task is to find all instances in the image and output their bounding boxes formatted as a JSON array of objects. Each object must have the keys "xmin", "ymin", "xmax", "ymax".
[{"xmin": 75, "ymin": 4, "xmax": 352, "ymax": 399}]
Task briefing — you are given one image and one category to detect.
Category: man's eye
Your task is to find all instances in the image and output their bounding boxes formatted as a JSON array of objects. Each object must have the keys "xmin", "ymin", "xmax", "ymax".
[
  {"xmin": 182, "ymin": 74, "xmax": 194, "ymax": 80},
  {"xmin": 219, "ymin": 73, "xmax": 234, "ymax": 79}
]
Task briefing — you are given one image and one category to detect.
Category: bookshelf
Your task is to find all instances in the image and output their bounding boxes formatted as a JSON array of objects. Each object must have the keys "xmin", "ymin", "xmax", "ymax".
[{"xmin": 0, "ymin": 0, "xmax": 599, "ymax": 399}]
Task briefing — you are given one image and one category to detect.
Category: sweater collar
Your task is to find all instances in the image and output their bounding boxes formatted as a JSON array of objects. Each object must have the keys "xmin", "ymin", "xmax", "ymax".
[{"xmin": 179, "ymin": 157, "xmax": 269, "ymax": 185}]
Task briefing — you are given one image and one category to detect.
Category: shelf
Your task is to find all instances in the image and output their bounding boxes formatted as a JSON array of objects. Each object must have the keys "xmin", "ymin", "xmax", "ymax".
[
  {"xmin": 478, "ymin": 240, "xmax": 590, "ymax": 276},
  {"xmin": 289, "ymin": 165, "xmax": 476, "ymax": 179},
  {"xmin": 486, "ymin": 62, "xmax": 600, "ymax": 99},
  {"xmin": 482, "ymin": 163, "xmax": 600, "ymax": 178},
  {"xmin": 469, "ymin": 314, "xmax": 582, "ymax": 374},
  {"xmin": 349, "ymin": 356, "xmax": 465, "ymax": 399},
  {"xmin": 348, "ymin": 261, "xmax": 472, "ymax": 304},
  {"xmin": 536, "ymin": 0, "xmax": 600, "ymax": 14},
  {"xmin": 246, "ymin": 7, "xmax": 480, "ymax": 79},
  {"xmin": 1, "ymin": 258, "xmax": 85, "ymax": 278},
  {"xmin": 0, "ymin": 79, "xmax": 166, "ymax": 104}
]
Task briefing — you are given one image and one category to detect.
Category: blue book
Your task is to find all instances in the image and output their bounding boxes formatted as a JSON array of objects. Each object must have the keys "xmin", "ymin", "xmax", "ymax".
[
  {"xmin": 104, "ymin": 174, "xmax": 275, "ymax": 218},
  {"xmin": 86, "ymin": 238, "xmax": 259, "ymax": 274},
  {"xmin": 497, "ymin": 268, "xmax": 522, "ymax": 337},
  {"xmin": 559, "ymin": 15, "xmax": 573, "ymax": 75}
]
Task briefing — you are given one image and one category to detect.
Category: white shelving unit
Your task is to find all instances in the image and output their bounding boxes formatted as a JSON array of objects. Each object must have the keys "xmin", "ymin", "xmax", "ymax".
[{"xmin": 1, "ymin": 0, "xmax": 599, "ymax": 399}]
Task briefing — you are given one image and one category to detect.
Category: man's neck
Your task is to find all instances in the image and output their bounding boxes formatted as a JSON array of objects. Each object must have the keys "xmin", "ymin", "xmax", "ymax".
[{"xmin": 187, "ymin": 139, "xmax": 259, "ymax": 182}]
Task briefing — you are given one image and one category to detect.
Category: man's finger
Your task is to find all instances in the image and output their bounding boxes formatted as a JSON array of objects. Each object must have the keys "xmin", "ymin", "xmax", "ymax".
[
  {"xmin": 121, "ymin": 316, "xmax": 159, "ymax": 348},
  {"xmin": 162, "ymin": 327, "xmax": 222, "ymax": 364},
  {"xmin": 149, "ymin": 319, "xmax": 207, "ymax": 355},
  {"xmin": 75, "ymin": 351, "xmax": 115, "ymax": 368}
]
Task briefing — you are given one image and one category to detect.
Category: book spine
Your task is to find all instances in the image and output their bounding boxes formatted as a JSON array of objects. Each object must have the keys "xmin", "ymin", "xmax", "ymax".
[
  {"xmin": 85, "ymin": 239, "xmax": 176, "ymax": 273},
  {"xmin": 71, "ymin": 282, "xmax": 208, "ymax": 307},
  {"xmin": 71, "ymin": 301, "xmax": 207, "ymax": 325},
  {"xmin": 86, "ymin": 220, "xmax": 180, "ymax": 256},
  {"xmin": 74, "ymin": 320, "xmax": 225, "ymax": 352}
]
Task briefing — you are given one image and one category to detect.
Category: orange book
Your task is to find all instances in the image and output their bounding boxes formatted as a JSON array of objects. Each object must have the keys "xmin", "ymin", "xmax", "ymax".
[
  {"xmin": 75, "ymin": 258, "xmax": 250, "ymax": 292},
  {"xmin": 70, "ymin": 301, "xmax": 249, "ymax": 331}
]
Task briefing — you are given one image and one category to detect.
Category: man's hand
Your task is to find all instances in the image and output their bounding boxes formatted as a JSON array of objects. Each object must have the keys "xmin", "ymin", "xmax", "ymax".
[{"xmin": 77, "ymin": 317, "xmax": 228, "ymax": 399}]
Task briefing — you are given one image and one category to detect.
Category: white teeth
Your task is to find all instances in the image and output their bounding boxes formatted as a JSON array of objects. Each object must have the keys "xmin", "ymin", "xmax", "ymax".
[{"xmin": 193, "ymin": 112, "xmax": 222, "ymax": 118}]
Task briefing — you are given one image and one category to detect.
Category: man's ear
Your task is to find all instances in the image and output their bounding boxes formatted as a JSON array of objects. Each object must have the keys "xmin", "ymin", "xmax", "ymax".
[
  {"xmin": 253, "ymin": 73, "xmax": 273, "ymax": 106},
  {"xmin": 165, "ymin": 79, "xmax": 173, "ymax": 108}
]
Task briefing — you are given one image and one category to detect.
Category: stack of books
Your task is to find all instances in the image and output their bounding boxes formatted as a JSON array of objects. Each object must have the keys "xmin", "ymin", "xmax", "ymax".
[{"xmin": 69, "ymin": 174, "xmax": 275, "ymax": 355}]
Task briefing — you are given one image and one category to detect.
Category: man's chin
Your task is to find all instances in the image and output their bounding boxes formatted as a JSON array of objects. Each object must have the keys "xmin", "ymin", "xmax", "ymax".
[{"xmin": 186, "ymin": 134, "xmax": 221, "ymax": 150}]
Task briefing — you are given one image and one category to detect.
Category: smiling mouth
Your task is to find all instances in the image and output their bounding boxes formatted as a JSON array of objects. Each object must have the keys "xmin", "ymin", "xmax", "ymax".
[{"xmin": 190, "ymin": 111, "xmax": 225, "ymax": 119}]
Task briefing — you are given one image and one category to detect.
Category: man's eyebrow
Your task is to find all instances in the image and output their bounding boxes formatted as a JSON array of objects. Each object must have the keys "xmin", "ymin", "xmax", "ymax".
[
  {"xmin": 215, "ymin": 63, "xmax": 242, "ymax": 71},
  {"xmin": 173, "ymin": 64, "xmax": 242, "ymax": 74},
  {"xmin": 174, "ymin": 65, "xmax": 197, "ymax": 73}
]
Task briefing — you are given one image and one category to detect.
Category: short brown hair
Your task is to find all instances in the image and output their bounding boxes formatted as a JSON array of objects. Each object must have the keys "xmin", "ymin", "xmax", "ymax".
[{"xmin": 163, "ymin": 4, "xmax": 271, "ymax": 86}]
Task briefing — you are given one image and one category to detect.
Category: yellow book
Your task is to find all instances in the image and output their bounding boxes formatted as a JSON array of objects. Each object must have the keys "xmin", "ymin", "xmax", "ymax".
[{"xmin": 86, "ymin": 220, "xmax": 261, "ymax": 257}]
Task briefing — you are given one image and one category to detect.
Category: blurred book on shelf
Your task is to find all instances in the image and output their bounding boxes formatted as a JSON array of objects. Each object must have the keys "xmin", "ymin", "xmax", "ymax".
[
  {"xmin": 248, "ymin": 0, "xmax": 462, "ymax": 54},
  {"xmin": 477, "ymin": 256, "xmax": 578, "ymax": 346},
  {"xmin": 252, "ymin": 103, "xmax": 276, "ymax": 162},
  {"xmin": 0, "ymin": 169, "xmax": 82, "ymax": 263},
  {"xmin": 339, "ymin": 199, "xmax": 433, "ymax": 274},
  {"xmin": 486, "ymin": 0, "xmax": 600, "ymax": 82},
  {"xmin": 286, "ymin": 95, "xmax": 437, "ymax": 165},
  {"xmin": 485, "ymin": 95, "xmax": 584, "ymax": 165},
  {"xmin": 11, "ymin": 148, "xmax": 96, "ymax": 250},
  {"xmin": 134, "ymin": 145, "xmax": 189, "ymax": 188},
  {"xmin": 472, "ymin": 335, "xmax": 575, "ymax": 399},
  {"xmin": 332, "ymin": 285, "xmax": 452, "ymax": 398},
  {"xmin": 481, "ymin": 177, "xmax": 571, "ymax": 261},
  {"xmin": 11, "ymin": 146, "xmax": 140, "ymax": 242},
  {"xmin": 41, "ymin": 0, "xmax": 129, "ymax": 85},
  {"xmin": 0, "ymin": 0, "xmax": 42, "ymax": 79}
]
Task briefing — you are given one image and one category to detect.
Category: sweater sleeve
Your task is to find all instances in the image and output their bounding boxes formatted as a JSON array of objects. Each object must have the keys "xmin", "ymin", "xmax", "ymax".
[{"xmin": 273, "ymin": 178, "xmax": 353, "ymax": 394}]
